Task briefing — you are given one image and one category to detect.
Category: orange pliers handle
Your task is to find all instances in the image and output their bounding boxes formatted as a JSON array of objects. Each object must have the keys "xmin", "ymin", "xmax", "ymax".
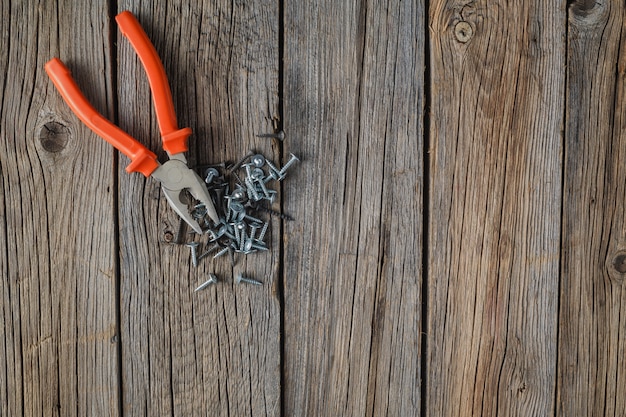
[
  {"xmin": 45, "ymin": 58, "xmax": 159, "ymax": 176},
  {"xmin": 115, "ymin": 11, "xmax": 191, "ymax": 155},
  {"xmin": 44, "ymin": 11, "xmax": 191, "ymax": 177}
]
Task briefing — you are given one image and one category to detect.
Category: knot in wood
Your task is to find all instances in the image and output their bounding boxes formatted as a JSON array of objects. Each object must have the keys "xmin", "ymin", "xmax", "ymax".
[
  {"xmin": 569, "ymin": 0, "xmax": 607, "ymax": 20},
  {"xmin": 162, "ymin": 230, "xmax": 175, "ymax": 243},
  {"xmin": 39, "ymin": 121, "xmax": 69, "ymax": 153},
  {"xmin": 454, "ymin": 21, "xmax": 473, "ymax": 43},
  {"xmin": 611, "ymin": 252, "xmax": 626, "ymax": 275}
]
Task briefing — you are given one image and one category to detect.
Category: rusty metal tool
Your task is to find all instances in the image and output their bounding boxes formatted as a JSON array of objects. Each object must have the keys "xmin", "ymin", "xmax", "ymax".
[{"xmin": 44, "ymin": 11, "xmax": 218, "ymax": 233}]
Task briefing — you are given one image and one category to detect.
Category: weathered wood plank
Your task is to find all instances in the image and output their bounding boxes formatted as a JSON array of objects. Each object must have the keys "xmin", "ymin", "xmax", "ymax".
[
  {"xmin": 0, "ymin": 1, "xmax": 119, "ymax": 416},
  {"xmin": 283, "ymin": 0, "xmax": 424, "ymax": 415},
  {"xmin": 558, "ymin": 1, "xmax": 626, "ymax": 416},
  {"xmin": 116, "ymin": 2, "xmax": 280, "ymax": 415},
  {"xmin": 427, "ymin": 1, "xmax": 564, "ymax": 416}
]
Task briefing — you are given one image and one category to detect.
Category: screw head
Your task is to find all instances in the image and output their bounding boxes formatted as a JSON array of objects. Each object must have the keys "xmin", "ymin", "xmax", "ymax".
[
  {"xmin": 231, "ymin": 189, "xmax": 246, "ymax": 200},
  {"xmin": 251, "ymin": 154, "xmax": 266, "ymax": 167},
  {"xmin": 251, "ymin": 168, "xmax": 265, "ymax": 179}
]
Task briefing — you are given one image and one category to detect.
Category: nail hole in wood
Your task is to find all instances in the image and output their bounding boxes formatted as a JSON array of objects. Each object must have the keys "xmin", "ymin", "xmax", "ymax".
[
  {"xmin": 163, "ymin": 230, "xmax": 175, "ymax": 243},
  {"xmin": 39, "ymin": 121, "xmax": 69, "ymax": 153}
]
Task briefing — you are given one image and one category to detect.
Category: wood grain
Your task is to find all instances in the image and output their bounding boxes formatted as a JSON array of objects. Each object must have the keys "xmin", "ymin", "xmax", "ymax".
[
  {"xmin": 558, "ymin": 1, "xmax": 626, "ymax": 416},
  {"xmin": 427, "ymin": 1, "xmax": 564, "ymax": 416},
  {"xmin": 6, "ymin": 1, "xmax": 626, "ymax": 416},
  {"xmin": 0, "ymin": 1, "xmax": 119, "ymax": 416},
  {"xmin": 116, "ymin": 1, "xmax": 281, "ymax": 415},
  {"xmin": 282, "ymin": 0, "xmax": 424, "ymax": 415}
]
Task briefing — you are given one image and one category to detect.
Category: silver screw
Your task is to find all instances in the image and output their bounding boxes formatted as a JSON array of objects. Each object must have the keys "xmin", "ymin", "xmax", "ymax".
[
  {"xmin": 251, "ymin": 241, "xmax": 269, "ymax": 251},
  {"xmin": 234, "ymin": 224, "xmax": 241, "ymax": 245},
  {"xmin": 256, "ymin": 178, "xmax": 271, "ymax": 199},
  {"xmin": 245, "ymin": 177, "xmax": 261, "ymax": 201},
  {"xmin": 186, "ymin": 242, "xmax": 201, "ymax": 267},
  {"xmin": 243, "ymin": 163, "xmax": 253, "ymax": 179},
  {"xmin": 198, "ymin": 243, "xmax": 222, "ymax": 261},
  {"xmin": 195, "ymin": 274, "xmax": 218, "ymax": 292},
  {"xmin": 231, "ymin": 170, "xmax": 245, "ymax": 187},
  {"xmin": 249, "ymin": 223, "xmax": 260, "ymax": 240},
  {"xmin": 213, "ymin": 246, "xmax": 230, "ymax": 259},
  {"xmin": 244, "ymin": 213, "xmax": 263, "ymax": 224},
  {"xmin": 251, "ymin": 154, "xmax": 266, "ymax": 167},
  {"xmin": 251, "ymin": 168, "xmax": 265, "ymax": 180},
  {"xmin": 239, "ymin": 228, "xmax": 247, "ymax": 252},
  {"xmin": 204, "ymin": 168, "xmax": 219, "ymax": 184},
  {"xmin": 257, "ymin": 222, "xmax": 269, "ymax": 242},
  {"xmin": 254, "ymin": 205, "xmax": 293, "ymax": 221},
  {"xmin": 223, "ymin": 229, "xmax": 237, "ymax": 241},
  {"xmin": 235, "ymin": 273, "xmax": 263, "ymax": 285},
  {"xmin": 266, "ymin": 160, "xmax": 281, "ymax": 177},
  {"xmin": 231, "ymin": 188, "xmax": 246, "ymax": 201},
  {"xmin": 228, "ymin": 150, "xmax": 254, "ymax": 172},
  {"xmin": 242, "ymin": 239, "xmax": 255, "ymax": 253},
  {"xmin": 229, "ymin": 201, "xmax": 245, "ymax": 213},
  {"xmin": 279, "ymin": 153, "xmax": 300, "ymax": 176}
]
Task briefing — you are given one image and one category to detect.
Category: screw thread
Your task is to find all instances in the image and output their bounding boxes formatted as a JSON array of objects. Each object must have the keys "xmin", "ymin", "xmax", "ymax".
[
  {"xmin": 266, "ymin": 160, "xmax": 281, "ymax": 175},
  {"xmin": 258, "ymin": 222, "xmax": 269, "ymax": 242},
  {"xmin": 213, "ymin": 246, "xmax": 229, "ymax": 259},
  {"xmin": 198, "ymin": 243, "xmax": 221, "ymax": 261},
  {"xmin": 236, "ymin": 274, "xmax": 263, "ymax": 285},
  {"xmin": 228, "ymin": 151, "xmax": 254, "ymax": 173},
  {"xmin": 245, "ymin": 177, "xmax": 260, "ymax": 200},
  {"xmin": 186, "ymin": 242, "xmax": 200, "ymax": 267}
]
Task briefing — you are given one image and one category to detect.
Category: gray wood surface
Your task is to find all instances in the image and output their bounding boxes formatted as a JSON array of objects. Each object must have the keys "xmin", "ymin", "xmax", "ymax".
[
  {"xmin": 0, "ymin": 1, "xmax": 119, "ymax": 416},
  {"xmin": 282, "ymin": 0, "xmax": 423, "ymax": 415},
  {"xmin": 559, "ymin": 2, "xmax": 626, "ymax": 416},
  {"xmin": 427, "ymin": 1, "xmax": 564, "ymax": 416},
  {"xmin": 2, "ymin": 0, "xmax": 626, "ymax": 416}
]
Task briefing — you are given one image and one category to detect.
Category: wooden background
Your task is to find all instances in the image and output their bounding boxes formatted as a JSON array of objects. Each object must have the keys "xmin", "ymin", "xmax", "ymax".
[{"xmin": 1, "ymin": 0, "xmax": 624, "ymax": 416}]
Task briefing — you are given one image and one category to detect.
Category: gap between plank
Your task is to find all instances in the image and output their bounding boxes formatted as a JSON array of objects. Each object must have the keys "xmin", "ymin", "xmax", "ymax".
[
  {"xmin": 421, "ymin": 0, "xmax": 431, "ymax": 415},
  {"xmin": 555, "ymin": 2, "xmax": 570, "ymax": 416},
  {"xmin": 107, "ymin": 0, "xmax": 124, "ymax": 416},
  {"xmin": 277, "ymin": 1, "xmax": 286, "ymax": 416}
]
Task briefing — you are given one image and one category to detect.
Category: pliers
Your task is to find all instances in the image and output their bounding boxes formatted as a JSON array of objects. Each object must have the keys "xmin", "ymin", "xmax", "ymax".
[{"xmin": 44, "ymin": 11, "xmax": 218, "ymax": 234}]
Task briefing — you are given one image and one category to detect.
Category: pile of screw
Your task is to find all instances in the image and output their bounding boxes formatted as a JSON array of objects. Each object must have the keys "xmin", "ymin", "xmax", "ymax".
[{"xmin": 183, "ymin": 150, "xmax": 300, "ymax": 274}]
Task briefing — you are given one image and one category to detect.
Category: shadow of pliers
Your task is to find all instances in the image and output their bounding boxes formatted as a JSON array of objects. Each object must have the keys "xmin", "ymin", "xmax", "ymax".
[{"xmin": 44, "ymin": 11, "xmax": 218, "ymax": 234}]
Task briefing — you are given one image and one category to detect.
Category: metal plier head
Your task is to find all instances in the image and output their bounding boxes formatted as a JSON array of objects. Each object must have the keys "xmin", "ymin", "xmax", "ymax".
[{"xmin": 44, "ymin": 11, "xmax": 218, "ymax": 234}]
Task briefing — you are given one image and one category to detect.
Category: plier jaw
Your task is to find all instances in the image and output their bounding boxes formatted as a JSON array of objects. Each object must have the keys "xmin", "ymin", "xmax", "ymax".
[
  {"xmin": 152, "ymin": 158, "xmax": 219, "ymax": 234},
  {"xmin": 44, "ymin": 11, "xmax": 218, "ymax": 233}
]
